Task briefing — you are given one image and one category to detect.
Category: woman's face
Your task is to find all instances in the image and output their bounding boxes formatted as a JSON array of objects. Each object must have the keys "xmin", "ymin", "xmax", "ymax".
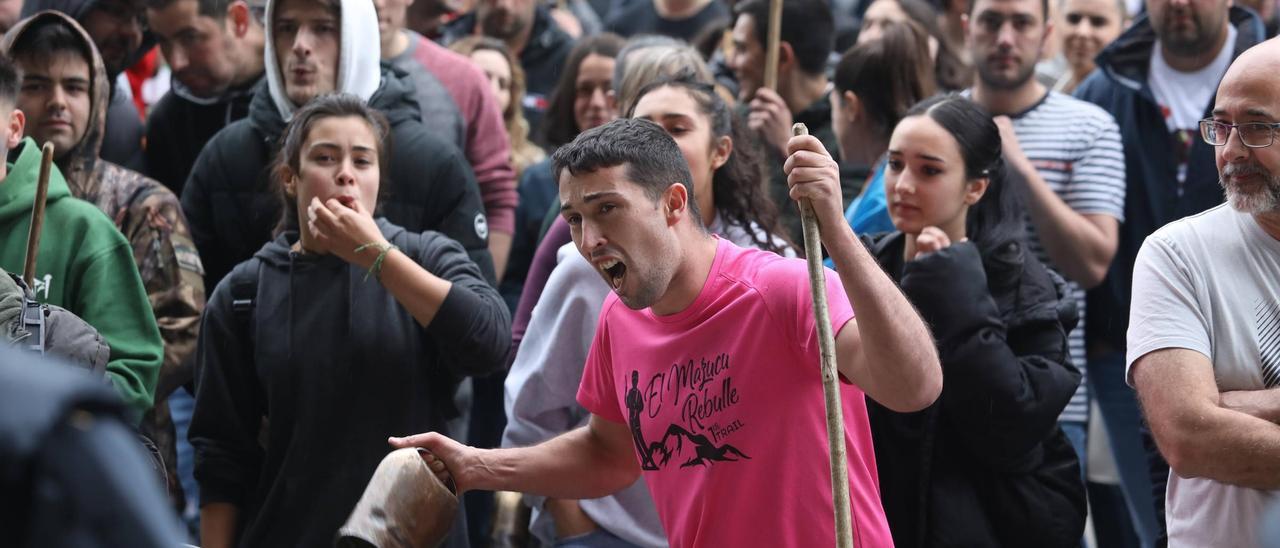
[
  {"xmin": 291, "ymin": 116, "xmax": 381, "ymax": 224},
  {"xmin": 573, "ymin": 53, "xmax": 618, "ymax": 133},
  {"xmin": 1061, "ymin": 0, "xmax": 1124, "ymax": 74},
  {"xmin": 883, "ymin": 115, "xmax": 983, "ymax": 237},
  {"xmin": 632, "ymin": 85, "xmax": 731, "ymax": 227},
  {"xmin": 858, "ymin": 0, "xmax": 909, "ymax": 44},
  {"xmin": 471, "ymin": 49, "xmax": 513, "ymax": 114}
]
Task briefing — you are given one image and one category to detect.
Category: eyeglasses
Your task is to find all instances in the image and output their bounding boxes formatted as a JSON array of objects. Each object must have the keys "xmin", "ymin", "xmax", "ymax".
[{"xmin": 1199, "ymin": 119, "xmax": 1280, "ymax": 148}]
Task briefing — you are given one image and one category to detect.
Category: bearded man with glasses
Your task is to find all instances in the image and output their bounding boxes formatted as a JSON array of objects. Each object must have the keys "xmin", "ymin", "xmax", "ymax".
[{"xmin": 1127, "ymin": 37, "xmax": 1280, "ymax": 548}]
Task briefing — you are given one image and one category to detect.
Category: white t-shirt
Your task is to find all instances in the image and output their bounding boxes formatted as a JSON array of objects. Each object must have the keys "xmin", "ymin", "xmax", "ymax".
[
  {"xmin": 1149, "ymin": 26, "xmax": 1236, "ymax": 133},
  {"xmin": 1149, "ymin": 26, "xmax": 1236, "ymax": 186},
  {"xmin": 1126, "ymin": 203, "xmax": 1280, "ymax": 547}
]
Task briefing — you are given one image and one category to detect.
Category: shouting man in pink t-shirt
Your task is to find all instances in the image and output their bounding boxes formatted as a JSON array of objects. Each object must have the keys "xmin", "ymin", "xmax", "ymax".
[{"xmin": 392, "ymin": 118, "xmax": 941, "ymax": 547}]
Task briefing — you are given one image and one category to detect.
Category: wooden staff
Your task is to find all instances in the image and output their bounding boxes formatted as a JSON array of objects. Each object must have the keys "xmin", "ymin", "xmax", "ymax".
[
  {"xmin": 762, "ymin": 0, "xmax": 784, "ymax": 90},
  {"xmin": 794, "ymin": 122, "xmax": 854, "ymax": 548},
  {"xmin": 22, "ymin": 142, "xmax": 55, "ymax": 288}
]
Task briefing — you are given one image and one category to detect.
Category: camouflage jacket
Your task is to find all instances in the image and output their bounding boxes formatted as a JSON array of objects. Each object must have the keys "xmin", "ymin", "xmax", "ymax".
[{"xmin": 82, "ymin": 162, "xmax": 205, "ymax": 398}]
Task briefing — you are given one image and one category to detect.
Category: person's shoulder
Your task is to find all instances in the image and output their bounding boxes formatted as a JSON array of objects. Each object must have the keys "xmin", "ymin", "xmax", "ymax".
[
  {"xmin": 1072, "ymin": 68, "xmax": 1117, "ymax": 99},
  {"xmin": 203, "ymin": 117, "xmax": 258, "ymax": 151},
  {"xmin": 1043, "ymin": 91, "xmax": 1119, "ymax": 125},
  {"xmin": 51, "ymin": 196, "xmax": 130, "ymax": 252},
  {"xmin": 1149, "ymin": 203, "xmax": 1236, "ymax": 246},
  {"xmin": 389, "ymin": 116, "xmax": 467, "ymax": 164},
  {"xmin": 417, "ymin": 35, "xmax": 488, "ymax": 81},
  {"xmin": 720, "ymin": 243, "xmax": 806, "ymax": 294}
]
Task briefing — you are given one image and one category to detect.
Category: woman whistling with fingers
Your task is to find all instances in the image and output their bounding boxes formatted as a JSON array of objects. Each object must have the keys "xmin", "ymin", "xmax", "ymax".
[{"xmin": 188, "ymin": 94, "xmax": 510, "ymax": 548}]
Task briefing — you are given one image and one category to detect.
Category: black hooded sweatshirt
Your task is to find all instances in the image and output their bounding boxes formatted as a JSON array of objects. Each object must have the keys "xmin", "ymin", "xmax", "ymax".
[
  {"xmin": 181, "ymin": 68, "xmax": 495, "ymax": 292},
  {"xmin": 144, "ymin": 77, "xmax": 258, "ymax": 196},
  {"xmin": 189, "ymin": 219, "xmax": 510, "ymax": 547}
]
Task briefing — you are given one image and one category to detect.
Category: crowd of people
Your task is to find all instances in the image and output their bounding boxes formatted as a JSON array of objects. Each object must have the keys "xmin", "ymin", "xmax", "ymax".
[{"xmin": 0, "ymin": 0, "xmax": 1277, "ymax": 545}]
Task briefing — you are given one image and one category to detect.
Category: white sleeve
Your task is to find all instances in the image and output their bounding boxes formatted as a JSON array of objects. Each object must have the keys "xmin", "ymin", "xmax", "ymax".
[
  {"xmin": 501, "ymin": 246, "xmax": 611, "ymax": 516},
  {"xmin": 1125, "ymin": 233, "xmax": 1212, "ymax": 385}
]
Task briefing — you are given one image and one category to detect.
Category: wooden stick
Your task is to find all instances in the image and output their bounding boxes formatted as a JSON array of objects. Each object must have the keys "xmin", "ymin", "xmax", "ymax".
[
  {"xmin": 794, "ymin": 122, "xmax": 854, "ymax": 548},
  {"xmin": 22, "ymin": 142, "xmax": 55, "ymax": 288},
  {"xmin": 763, "ymin": 0, "xmax": 783, "ymax": 91}
]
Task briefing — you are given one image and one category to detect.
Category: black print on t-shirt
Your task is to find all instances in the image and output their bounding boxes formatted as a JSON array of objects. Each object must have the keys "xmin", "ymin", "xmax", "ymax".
[
  {"xmin": 1258, "ymin": 299, "xmax": 1280, "ymax": 388},
  {"xmin": 624, "ymin": 353, "xmax": 751, "ymax": 470}
]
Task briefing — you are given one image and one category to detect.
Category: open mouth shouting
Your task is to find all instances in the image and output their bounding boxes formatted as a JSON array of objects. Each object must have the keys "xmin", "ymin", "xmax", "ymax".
[{"xmin": 596, "ymin": 256, "xmax": 628, "ymax": 291}]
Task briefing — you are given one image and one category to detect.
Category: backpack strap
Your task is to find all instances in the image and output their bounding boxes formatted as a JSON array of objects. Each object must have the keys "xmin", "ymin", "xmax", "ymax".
[
  {"xmin": 228, "ymin": 260, "xmax": 262, "ymax": 347},
  {"xmin": 20, "ymin": 288, "xmax": 46, "ymax": 355}
]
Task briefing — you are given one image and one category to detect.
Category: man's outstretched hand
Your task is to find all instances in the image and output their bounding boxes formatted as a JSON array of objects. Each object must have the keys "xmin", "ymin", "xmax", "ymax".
[{"xmin": 389, "ymin": 433, "xmax": 479, "ymax": 494}]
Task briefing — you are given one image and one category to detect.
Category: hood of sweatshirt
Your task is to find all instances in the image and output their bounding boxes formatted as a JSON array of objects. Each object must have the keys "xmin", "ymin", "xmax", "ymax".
[
  {"xmin": 1, "ymin": 12, "xmax": 109, "ymax": 197},
  {"xmin": 249, "ymin": 61, "xmax": 422, "ymax": 141},
  {"xmin": 262, "ymin": 0, "xmax": 381, "ymax": 122},
  {"xmin": 0, "ymin": 138, "xmax": 73, "ymax": 225}
]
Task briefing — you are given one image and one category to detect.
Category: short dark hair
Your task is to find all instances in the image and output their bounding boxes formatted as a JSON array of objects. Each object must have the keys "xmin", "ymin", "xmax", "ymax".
[
  {"xmin": 0, "ymin": 54, "xmax": 21, "ymax": 106},
  {"xmin": 144, "ymin": 0, "xmax": 237, "ymax": 19},
  {"xmin": 967, "ymin": 0, "xmax": 1050, "ymax": 25},
  {"xmin": 733, "ymin": 0, "xmax": 833, "ymax": 75},
  {"xmin": 551, "ymin": 118, "xmax": 703, "ymax": 225},
  {"xmin": 271, "ymin": 93, "xmax": 392, "ymax": 232},
  {"xmin": 8, "ymin": 16, "xmax": 93, "ymax": 71},
  {"xmin": 834, "ymin": 20, "xmax": 936, "ymax": 140}
]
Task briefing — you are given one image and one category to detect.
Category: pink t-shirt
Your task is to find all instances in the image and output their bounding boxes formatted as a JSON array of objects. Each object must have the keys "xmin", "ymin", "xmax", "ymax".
[{"xmin": 578, "ymin": 238, "xmax": 894, "ymax": 547}]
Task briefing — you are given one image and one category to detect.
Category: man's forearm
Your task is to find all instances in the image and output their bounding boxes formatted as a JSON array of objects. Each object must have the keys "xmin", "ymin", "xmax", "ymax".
[
  {"xmin": 825, "ymin": 222, "xmax": 940, "ymax": 410},
  {"xmin": 1221, "ymin": 388, "xmax": 1280, "ymax": 424},
  {"xmin": 1164, "ymin": 405, "xmax": 1280, "ymax": 490},
  {"xmin": 1018, "ymin": 166, "xmax": 1116, "ymax": 288},
  {"xmin": 1136, "ymin": 351, "xmax": 1280, "ymax": 490},
  {"xmin": 475, "ymin": 423, "xmax": 640, "ymax": 499}
]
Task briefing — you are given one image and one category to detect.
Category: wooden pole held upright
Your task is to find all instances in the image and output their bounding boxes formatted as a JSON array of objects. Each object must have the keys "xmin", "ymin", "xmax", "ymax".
[
  {"xmin": 793, "ymin": 122, "xmax": 855, "ymax": 548},
  {"xmin": 22, "ymin": 142, "xmax": 55, "ymax": 288},
  {"xmin": 763, "ymin": 0, "xmax": 783, "ymax": 91}
]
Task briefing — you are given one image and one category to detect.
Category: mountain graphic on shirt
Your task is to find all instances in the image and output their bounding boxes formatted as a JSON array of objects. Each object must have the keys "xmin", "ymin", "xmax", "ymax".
[{"xmin": 647, "ymin": 424, "xmax": 751, "ymax": 469}]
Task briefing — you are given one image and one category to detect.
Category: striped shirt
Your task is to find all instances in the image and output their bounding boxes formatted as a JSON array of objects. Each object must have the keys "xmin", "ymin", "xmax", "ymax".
[{"xmin": 1010, "ymin": 91, "xmax": 1127, "ymax": 425}]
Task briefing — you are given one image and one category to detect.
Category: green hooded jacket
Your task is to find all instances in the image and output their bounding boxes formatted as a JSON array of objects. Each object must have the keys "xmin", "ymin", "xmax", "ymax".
[{"xmin": 0, "ymin": 138, "xmax": 162, "ymax": 422}]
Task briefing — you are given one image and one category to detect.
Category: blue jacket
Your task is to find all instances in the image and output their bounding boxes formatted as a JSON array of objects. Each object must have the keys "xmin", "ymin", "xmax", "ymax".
[{"xmin": 1072, "ymin": 7, "xmax": 1264, "ymax": 351}]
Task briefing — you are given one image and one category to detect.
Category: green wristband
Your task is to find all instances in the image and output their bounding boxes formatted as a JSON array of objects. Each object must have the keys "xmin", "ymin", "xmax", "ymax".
[{"xmin": 354, "ymin": 242, "xmax": 400, "ymax": 282}]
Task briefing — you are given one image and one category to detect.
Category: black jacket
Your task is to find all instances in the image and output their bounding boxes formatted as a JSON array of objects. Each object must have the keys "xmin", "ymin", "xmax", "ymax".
[
  {"xmin": 865, "ymin": 233, "xmax": 1085, "ymax": 548},
  {"xmin": 144, "ymin": 79, "xmax": 258, "ymax": 196},
  {"xmin": 189, "ymin": 219, "xmax": 510, "ymax": 548},
  {"xmin": 181, "ymin": 68, "xmax": 495, "ymax": 291},
  {"xmin": 1073, "ymin": 7, "xmax": 1263, "ymax": 351}
]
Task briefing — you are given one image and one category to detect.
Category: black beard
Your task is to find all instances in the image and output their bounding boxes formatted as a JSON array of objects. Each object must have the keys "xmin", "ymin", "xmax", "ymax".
[{"xmin": 977, "ymin": 60, "xmax": 1037, "ymax": 91}]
